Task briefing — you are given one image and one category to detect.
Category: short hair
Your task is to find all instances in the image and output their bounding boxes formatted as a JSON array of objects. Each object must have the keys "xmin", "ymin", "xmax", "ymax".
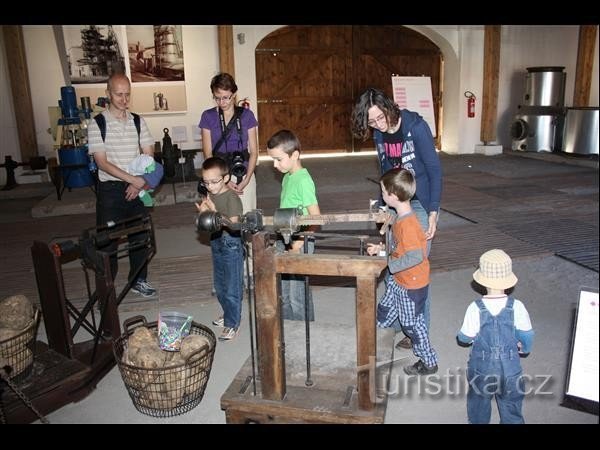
[
  {"xmin": 210, "ymin": 73, "xmax": 238, "ymax": 94},
  {"xmin": 380, "ymin": 168, "xmax": 416, "ymax": 202},
  {"xmin": 266, "ymin": 130, "xmax": 301, "ymax": 155},
  {"xmin": 351, "ymin": 87, "xmax": 401, "ymax": 141},
  {"xmin": 202, "ymin": 156, "xmax": 229, "ymax": 175},
  {"xmin": 106, "ymin": 72, "xmax": 129, "ymax": 92}
]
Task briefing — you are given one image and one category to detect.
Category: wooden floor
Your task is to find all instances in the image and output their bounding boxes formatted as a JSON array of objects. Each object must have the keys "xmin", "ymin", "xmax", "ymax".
[{"xmin": 1, "ymin": 152, "xmax": 597, "ymax": 312}]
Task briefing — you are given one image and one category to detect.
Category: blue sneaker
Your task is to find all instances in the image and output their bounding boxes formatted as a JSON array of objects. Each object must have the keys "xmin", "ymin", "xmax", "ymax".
[{"xmin": 131, "ymin": 279, "xmax": 156, "ymax": 297}]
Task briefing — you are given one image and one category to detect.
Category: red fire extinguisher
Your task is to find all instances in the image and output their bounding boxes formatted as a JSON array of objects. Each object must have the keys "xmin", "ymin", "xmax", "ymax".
[
  {"xmin": 238, "ymin": 97, "xmax": 250, "ymax": 109},
  {"xmin": 464, "ymin": 91, "xmax": 476, "ymax": 118}
]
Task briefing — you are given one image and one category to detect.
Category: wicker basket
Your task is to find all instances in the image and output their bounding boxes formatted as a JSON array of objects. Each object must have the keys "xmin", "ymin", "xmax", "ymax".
[
  {"xmin": 113, "ymin": 315, "xmax": 216, "ymax": 418},
  {"xmin": 0, "ymin": 307, "xmax": 40, "ymax": 382}
]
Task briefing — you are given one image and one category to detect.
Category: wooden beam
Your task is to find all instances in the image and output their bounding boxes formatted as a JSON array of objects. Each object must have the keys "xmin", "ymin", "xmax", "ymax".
[
  {"xmin": 275, "ymin": 253, "xmax": 387, "ymax": 278},
  {"xmin": 252, "ymin": 232, "xmax": 286, "ymax": 401},
  {"xmin": 480, "ymin": 25, "xmax": 501, "ymax": 144},
  {"xmin": 2, "ymin": 25, "xmax": 38, "ymax": 161},
  {"xmin": 355, "ymin": 276, "xmax": 377, "ymax": 411},
  {"xmin": 573, "ymin": 25, "xmax": 598, "ymax": 107},
  {"xmin": 217, "ymin": 25, "xmax": 235, "ymax": 78}
]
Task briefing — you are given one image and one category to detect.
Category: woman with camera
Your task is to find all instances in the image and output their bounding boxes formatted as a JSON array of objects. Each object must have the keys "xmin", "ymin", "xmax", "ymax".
[{"xmin": 199, "ymin": 73, "xmax": 259, "ymax": 212}]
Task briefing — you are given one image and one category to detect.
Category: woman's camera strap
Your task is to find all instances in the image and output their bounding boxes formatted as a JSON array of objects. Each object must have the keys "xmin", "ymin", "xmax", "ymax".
[{"xmin": 214, "ymin": 107, "xmax": 244, "ymax": 156}]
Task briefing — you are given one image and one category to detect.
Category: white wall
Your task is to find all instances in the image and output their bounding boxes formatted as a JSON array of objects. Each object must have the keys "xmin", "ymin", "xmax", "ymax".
[
  {"xmin": 407, "ymin": 25, "xmax": 462, "ymax": 153},
  {"xmin": 497, "ymin": 25, "xmax": 581, "ymax": 149},
  {"xmin": 1, "ymin": 24, "xmax": 597, "ymax": 177},
  {"xmin": 20, "ymin": 25, "xmax": 220, "ymax": 161}
]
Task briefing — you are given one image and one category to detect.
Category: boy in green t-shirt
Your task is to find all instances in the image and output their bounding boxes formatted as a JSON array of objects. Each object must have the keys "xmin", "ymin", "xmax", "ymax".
[{"xmin": 266, "ymin": 130, "xmax": 320, "ymax": 321}]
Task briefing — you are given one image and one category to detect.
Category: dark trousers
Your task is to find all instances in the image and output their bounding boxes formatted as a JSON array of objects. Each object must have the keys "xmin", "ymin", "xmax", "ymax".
[{"xmin": 96, "ymin": 181, "xmax": 150, "ymax": 282}]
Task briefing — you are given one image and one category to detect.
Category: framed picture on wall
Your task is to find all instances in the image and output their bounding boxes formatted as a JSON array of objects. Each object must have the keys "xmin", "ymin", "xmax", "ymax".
[
  {"xmin": 61, "ymin": 25, "xmax": 187, "ymax": 114},
  {"xmin": 126, "ymin": 25, "xmax": 185, "ymax": 83},
  {"xmin": 126, "ymin": 25, "xmax": 187, "ymax": 114},
  {"xmin": 62, "ymin": 25, "xmax": 127, "ymax": 84}
]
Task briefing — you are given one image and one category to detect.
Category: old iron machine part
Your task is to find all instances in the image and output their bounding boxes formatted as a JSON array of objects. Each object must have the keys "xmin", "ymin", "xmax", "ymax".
[{"xmin": 2, "ymin": 215, "xmax": 156, "ymax": 423}]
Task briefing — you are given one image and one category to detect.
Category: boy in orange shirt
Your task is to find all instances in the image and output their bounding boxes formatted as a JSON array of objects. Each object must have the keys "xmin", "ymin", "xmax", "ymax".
[{"xmin": 367, "ymin": 168, "xmax": 438, "ymax": 375}]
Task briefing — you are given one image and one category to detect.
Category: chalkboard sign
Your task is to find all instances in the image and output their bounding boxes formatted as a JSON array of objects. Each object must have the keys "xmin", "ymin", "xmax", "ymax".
[{"xmin": 391, "ymin": 76, "xmax": 436, "ymax": 137}]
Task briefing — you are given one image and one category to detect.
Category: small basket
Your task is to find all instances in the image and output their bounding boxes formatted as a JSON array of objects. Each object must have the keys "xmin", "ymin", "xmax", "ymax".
[
  {"xmin": 0, "ymin": 307, "xmax": 40, "ymax": 383},
  {"xmin": 113, "ymin": 315, "xmax": 216, "ymax": 418}
]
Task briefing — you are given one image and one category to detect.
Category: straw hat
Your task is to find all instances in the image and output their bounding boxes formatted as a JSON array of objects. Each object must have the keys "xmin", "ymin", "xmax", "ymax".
[{"xmin": 473, "ymin": 249, "xmax": 518, "ymax": 290}]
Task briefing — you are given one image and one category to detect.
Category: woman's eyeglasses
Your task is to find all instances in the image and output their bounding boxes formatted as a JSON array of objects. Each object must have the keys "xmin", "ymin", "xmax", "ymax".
[
  {"xmin": 213, "ymin": 94, "xmax": 234, "ymax": 103},
  {"xmin": 368, "ymin": 113, "xmax": 387, "ymax": 127}
]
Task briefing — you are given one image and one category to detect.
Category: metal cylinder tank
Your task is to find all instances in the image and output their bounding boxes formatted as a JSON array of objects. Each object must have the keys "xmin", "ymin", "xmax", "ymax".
[
  {"xmin": 510, "ymin": 106, "xmax": 564, "ymax": 152},
  {"xmin": 524, "ymin": 67, "xmax": 566, "ymax": 107},
  {"xmin": 562, "ymin": 107, "xmax": 599, "ymax": 155}
]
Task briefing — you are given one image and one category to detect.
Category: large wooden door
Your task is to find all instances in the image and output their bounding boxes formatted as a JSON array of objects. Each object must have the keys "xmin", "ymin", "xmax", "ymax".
[
  {"xmin": 256, "ymin": 26, "xmax": 442, "ymax": 152},
  {"xmin": 255, "ymin": 26, "xmax": 353, "ymax": 152}
]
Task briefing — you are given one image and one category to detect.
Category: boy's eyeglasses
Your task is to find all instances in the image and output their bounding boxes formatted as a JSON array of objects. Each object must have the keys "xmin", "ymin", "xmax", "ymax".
[
  {"xmin": 201, "ymin": 177, "xmax": 224, "ymax": 185},
  {"xmin": 213, "ymin": 94, "xmax": 234, "ymax": 103}
]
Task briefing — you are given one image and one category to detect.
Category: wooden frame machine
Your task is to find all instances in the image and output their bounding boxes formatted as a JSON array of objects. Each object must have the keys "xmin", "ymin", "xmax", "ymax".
[{"xmin": 199, "ymin": 208, "xmax": 394, "ymax": 423}]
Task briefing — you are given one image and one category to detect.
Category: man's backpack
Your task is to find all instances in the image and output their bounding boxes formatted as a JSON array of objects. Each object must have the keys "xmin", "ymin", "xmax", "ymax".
[{"xmin": 93, "ymin": 112, "xmax": 141, "ymax": 144}]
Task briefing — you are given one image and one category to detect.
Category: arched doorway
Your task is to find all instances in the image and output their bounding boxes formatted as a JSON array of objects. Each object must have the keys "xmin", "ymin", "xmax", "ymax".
[{"xmin": 255, "ymin": 25, "xmax": 443, "ymax": 153}]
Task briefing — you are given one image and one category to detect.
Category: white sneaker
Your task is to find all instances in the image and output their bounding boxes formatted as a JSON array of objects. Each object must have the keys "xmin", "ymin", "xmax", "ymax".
[
  {"xmin": 218, "ymin": 327, "xmax": 238, "ymax": 341},
  {"xmin": 212, "ymin": 316, "xmax": 224, "ymax": 327}
]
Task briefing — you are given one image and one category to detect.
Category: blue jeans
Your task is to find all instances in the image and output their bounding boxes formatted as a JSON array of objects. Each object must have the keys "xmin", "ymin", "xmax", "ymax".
[
  {"xmin": 276, "ymin": 239, "xmax": 315, "ymax": 321},
  {"xmin": 96, "ymin": 181, "xmax": 150, "ymax": 282},
  {"xmin": 391, "ymin": 199, "xmax": 432, "ymax": 331},
  {"xmin": 211, "ymin": 233, "xmax": 243, "ymax": 329}
]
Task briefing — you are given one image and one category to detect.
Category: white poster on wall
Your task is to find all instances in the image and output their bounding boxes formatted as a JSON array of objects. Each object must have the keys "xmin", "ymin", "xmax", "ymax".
[
  {"xmin": 566, "ymin": 289, "xmax": 599, "ymax": 403},
  {"xmin": 391, "ymin": 76, "xmax": 436, "ymax": 137}
]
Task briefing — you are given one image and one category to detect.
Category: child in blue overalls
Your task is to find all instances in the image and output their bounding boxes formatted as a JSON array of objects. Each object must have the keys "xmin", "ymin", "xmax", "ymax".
[{"xmin": 457, "ymin": 249, "xmax": 535, "ymax": 424}]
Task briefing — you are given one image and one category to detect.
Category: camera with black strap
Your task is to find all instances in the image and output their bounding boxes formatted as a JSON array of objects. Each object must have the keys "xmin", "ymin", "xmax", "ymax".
[{"xmin": 213, "ymin": 106, "xmax": 250, "ymax": 185}]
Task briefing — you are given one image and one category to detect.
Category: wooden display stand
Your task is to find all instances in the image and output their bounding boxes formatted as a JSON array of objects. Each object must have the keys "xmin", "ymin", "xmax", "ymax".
[{"xmin": 221, "ymin": 232, "xmax": 392, "ymax": 423}]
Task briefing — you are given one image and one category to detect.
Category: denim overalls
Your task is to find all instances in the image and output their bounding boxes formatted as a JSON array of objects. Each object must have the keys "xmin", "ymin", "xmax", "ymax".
[{"xmin": 467, "ymin": 297, "xmax": 525, "ymax": 424}]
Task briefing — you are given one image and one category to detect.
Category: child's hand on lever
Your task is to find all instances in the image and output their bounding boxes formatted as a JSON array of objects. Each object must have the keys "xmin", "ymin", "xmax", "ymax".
[
  {"xmin": 366, "ymin": 242, "xmax": 384, "ymax": 256},
  {"xmin": 195, "ymin": 197, "xmax": 216, "ymax": 213}
]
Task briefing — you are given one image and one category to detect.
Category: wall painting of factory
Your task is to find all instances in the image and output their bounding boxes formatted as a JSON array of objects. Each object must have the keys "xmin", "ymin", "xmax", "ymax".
[
  {"xmin": 126, "ymin": 25, "xmax": 185, "ymax": 82},
  {"xmin": 62, "ymin": 25, "xmax": 126, "ymax": 84}
]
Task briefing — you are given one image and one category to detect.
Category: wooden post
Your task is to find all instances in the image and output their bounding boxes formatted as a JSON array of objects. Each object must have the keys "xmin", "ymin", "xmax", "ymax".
[
  {"xmin": 274, "ymin": 253, "xmax": 387, "ymax": 411},
  {"xmin": 31, "ymin": 241, "xmax": 74, "ymax": 358},
  {"xmin": 573, "ymin": 25, "xmax": 598, "ymax": 107},
  {"xmin": 2, "ymin": 25, "xmax": 38, "ymax": 162},
  {"xmin": 253, "ymin": 232, "xmax": 286, "ymax": 400},
  {"xmin": 480, "ymin": 25, "xmax": 501, "ymax": 144},
  {"xmin": 218, "ymin": 25, "xmax": 235, "ymax": 78},
  {"xmin": 356, "ymin": 276, "xmax": 377, "ymax": 411}
]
